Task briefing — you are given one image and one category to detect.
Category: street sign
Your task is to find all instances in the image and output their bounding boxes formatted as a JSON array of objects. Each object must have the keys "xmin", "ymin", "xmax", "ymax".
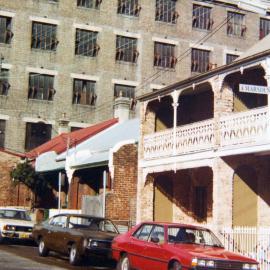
[{"xmin": 239, "ymin": 84, "xmax": 270, "ymax": 95}]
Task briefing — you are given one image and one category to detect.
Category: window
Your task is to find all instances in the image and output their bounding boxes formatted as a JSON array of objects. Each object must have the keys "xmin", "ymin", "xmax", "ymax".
[
  {"xmin": 0, "ymin": 69, "xmax": 10, "ymax": 96},
  {"xmin": 191, "ymin": 48, "xmax": 210, "ymax": 73},
  {"xmin": 117, "ymin": 0, "xmax": 141, "ymax": 17},
  {"xmin": 49, "ymin": 215, "xmax": 67, "ymax": 227},
  {"xmin": 70, "ymin": 126, "xmax": 82, "ymax": 132},
  {"xmin": 116, "ymin": 36, "xmax": 139, "ymax": 63},
  {"xmin": 114, "ymin": 84, "xmax": 135, "ymax": 99},
  {"xmin": 194, "ymin": 186, "xmax": 207, "ymax": 220},
  {"xmin": 133, "ymin": 224, "xmax": 153, "ymax": 240},
  {"xmin": 73, "ymin": 79, "xmax": 97, "ymax": 106},
  {"xmin": 192, "ymin": 4, "xmax": 213, "ymax": 30},
  {"xmin": 28, "ymin": 73, "xmax": 56, "ymax": 101},
  {"xmin": 0, "ymin": 16, "xmax": 13, "ymax": 44},
  {"xmin": 227, "ymin": 12, "xmax": 246, "ymax": 37},
  {"xmin": 149, "ymin": 226, "xmax": 164, "ymax": 243},
  {"xmin": 0, "ymin": 120, "xmax": 6, "ymax": 148},
  {"xmin": 154, "ymin": 42, "xmax": 177, "ymax": 69},
  {"xmin": 31, "ymin": 22, "xmax": 58, "ymax": 51},
  {"xmin": 75, "ymin": 29, "xmax": 100, "ymax": 57},
  {"xmin": 155, "ymin": 0, "xmax": 179, "ymax": 24},
  {"xmin": 260, "ymin": 18, "xmax": 270, "ymax": 39},
  {"xmin": 25, "ymin": 122, "xmax": 52, "ymax": 151},
  {"xmin": 77, "ymin": 0, "xmax": 102, "ymax": 9},
  {"xmin": 226, "ymin": 53, "xmax": 238, "ymax": 65}
]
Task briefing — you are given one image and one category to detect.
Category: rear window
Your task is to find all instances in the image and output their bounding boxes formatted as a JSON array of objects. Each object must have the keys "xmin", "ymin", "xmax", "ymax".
[{"xmin": 0, "ymin": 209, "xmax": 31, "ymax": 221}]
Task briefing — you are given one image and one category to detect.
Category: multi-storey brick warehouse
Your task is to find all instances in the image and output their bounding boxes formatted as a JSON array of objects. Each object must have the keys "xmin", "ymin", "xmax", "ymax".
[{"xmin": 0, "ymin": 0, "xmax": 269, "ymax": 153}]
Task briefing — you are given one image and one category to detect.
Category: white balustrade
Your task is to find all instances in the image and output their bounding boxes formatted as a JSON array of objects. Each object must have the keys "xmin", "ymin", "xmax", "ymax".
[{"xmin": 143, "ymin": 107, "xmax": 269, "ymax": 160}]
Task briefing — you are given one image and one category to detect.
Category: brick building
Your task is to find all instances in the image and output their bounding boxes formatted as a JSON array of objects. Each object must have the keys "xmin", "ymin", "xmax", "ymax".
[
  {"xmin": 137, "ymin": 34, "xmax": 270, "ymax": 229},
  {"xmin": 0, "ymin": 0, "xmax": 270, "ymax": 155},
  {"xmin": 0, "ymin": 149, "xmax": 33, "ymax": 207}
]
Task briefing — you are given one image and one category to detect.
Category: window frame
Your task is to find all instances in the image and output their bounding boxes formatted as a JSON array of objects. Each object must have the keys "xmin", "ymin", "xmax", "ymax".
[
  {"xmin": 155, "ymin": 0, "xmax": 178, "ymax": 24},
  {"xmin": 0, "ymin": 68, "xmax": 10, "ymax": 96},
  {"xmin": 72, "ymin": 78, "xmax": 97, "ymax": 106},
  {"xmin": 192, "ymin": 4, "xmax": 213, "ymax": 31},
  {"xmin": 115, "ymin": 35, "xmax": 139, "ymax": 63},
  {"xmin": 154, "ymin": 42, "xmax": 177, "ymax": 69},
  {"xmin": 259, "ymin": 18, "xmax": 270, "ymax": 40},
  {"xmin": 191, "ymin": 48, "xmax": 210, "ymax": 73},
  {"xmin": 0, "ymin": 16, "xmax": 13, "ymax": 44},
  {"xmin": 0, "ymin": 119, "xmax": 6, "ymax": 148},
  {"xmin": 226, "ymin": 53, "xmax": 238, "ymax": 65},
  {"xmin": 117, "ymin": 0, "xmax": 141, "ymax": 17},
  {"xmin": 114, "ymin": 84, "xmax": 135, "ymax": 99},
  {"xmin": 227, "ymin": 11, "xmax": 246, "ymax": 38},
  {"xmin": 31, "ymin": 21, "xmax": 58, "ymax": 51},
  {"xmin": 77, "ymin": 0, "xmax": 102, "ymax": 9}
]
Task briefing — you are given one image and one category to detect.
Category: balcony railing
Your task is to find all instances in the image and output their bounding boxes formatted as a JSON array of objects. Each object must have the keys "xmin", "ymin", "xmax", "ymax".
[{"xmin": 143, "ymin": 107, "xmax": 269, "ymax": 160}]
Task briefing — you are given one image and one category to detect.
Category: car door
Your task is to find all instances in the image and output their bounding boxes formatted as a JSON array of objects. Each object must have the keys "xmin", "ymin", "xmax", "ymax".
[
  {"xmin": 46, "ymin": 215, "xmax": 68, "ymax": 252},
  {"xmin": 128, "ymin": 224, "xmax": 153, "ymax": 269},
  {"xmin": 143, "ymin": 225, "xmax": 168, "ymax": 270}
]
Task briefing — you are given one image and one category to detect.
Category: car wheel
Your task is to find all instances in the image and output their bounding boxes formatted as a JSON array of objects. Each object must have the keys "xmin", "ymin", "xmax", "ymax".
[
  {"xmin": 117, "ymin": 254, "xmax": 130, "ymax": 270},
  {"xmin": 69, "ymin": 243, "xmax": 81, "ymax": 266},
  {"xmin": 38, "ymin": 238, "xmax": 49, "ymax": 257},
  {"xmin": 170, "ymin": 261, "xmax": 182, "ymax": 270}
]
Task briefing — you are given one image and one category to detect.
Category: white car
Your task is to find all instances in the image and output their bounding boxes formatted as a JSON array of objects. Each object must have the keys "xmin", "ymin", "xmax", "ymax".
[{"xmin": 0, "ymin": 207, "xmax": 34, "ymax": 243}]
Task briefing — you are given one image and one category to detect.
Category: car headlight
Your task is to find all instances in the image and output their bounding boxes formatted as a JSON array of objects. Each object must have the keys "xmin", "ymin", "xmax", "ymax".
[
  {"xmin": 191, "ymin": 258, "xmax": 215, "ymax": 268},
  {"xmin": 3, "ymin": 225, "xmax": 15, "ymax": 231},
  {"xmin": 243, "ymin": 264, "xmax": 258, "ymax": 270},
  {"xmin": 90, "ymin": 240, "xmax": 99, "ymax": 247}
]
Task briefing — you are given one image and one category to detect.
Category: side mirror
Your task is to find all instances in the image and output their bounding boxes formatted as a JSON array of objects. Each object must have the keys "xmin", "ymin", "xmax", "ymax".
[{"xmin": 151, "ymin": 236, "xmax": 160, "ymax": 243}]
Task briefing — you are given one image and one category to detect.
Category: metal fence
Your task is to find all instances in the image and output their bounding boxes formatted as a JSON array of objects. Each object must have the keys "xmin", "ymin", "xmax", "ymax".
[{"xmin": 220, "ymin": 227, "xmax": 270, "ymax": 270}]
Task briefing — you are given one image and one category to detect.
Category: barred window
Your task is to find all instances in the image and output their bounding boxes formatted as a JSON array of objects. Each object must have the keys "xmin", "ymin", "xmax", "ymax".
[
  {"xmin": 227, "ymin": 12, "xmax": 246, "ymax": 37},
  {"xmin": 154, "ymin": 42, "xmax": 177, "ymax": 69},
  {"xmin": 75, "ymin": 29, "xmax": 100, "ymax": 57},
  {"xmin": 77, "ymin": 0, "xmax": 102, "ymax": 9},
  {"xmin": 114, "ymin": 84, "xmax": 135, "ymax": 99},
  {"xmin": 31, "ymin": 22, "xmax": 59, "ymax": 51},
  {"xmin": 0, "ymin": 120, "xmax": 6, "ymax": 148},
  {"xmin": 192, "ymin": 4, "xmax": 213, "ymax": 30},
  {"xmin": 260, "ymin": 18, "xmax": 270, "ymax": 39},
  {"xmin": 191, "ymin": 48, "xmax": 210, "ymax": 73},
  {"xmin": 226, "ymin": 54, "xmax": 238, "ymax": 65},
  {"xmin": 155, "ymin": 0, "xmax": 179, "ymax": 24},
  {"xmin": 0, "ymin": 69, "xmax": 10, "ymax": 96},
  {"xmin": 28, "ymin": 73, "xmax": 55, "ymax": 101},
  {"xmin": 116, "ymin": 36, "xmax": 139, "ymax": 63},
  {"xmin": 0, "ymin": 16, "xmax": 13, "ymax": 44},
  {"xmin": 25, "ymin": 122, "xmax": 52, "ymax": 151},
  {"xmin": 194, "ymin": 186, "xmax": 207, "ymax": 220},
  {"xmin": 117, "ymin": 0, "xmax": 141, "ymax": 17},
  {"xmin": 73, "ymin": 79, "xmax": 97, "ymax": 106}
]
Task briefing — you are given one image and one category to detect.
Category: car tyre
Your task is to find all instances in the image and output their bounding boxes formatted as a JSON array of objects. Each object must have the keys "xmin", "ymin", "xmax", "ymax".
[
  {"xmin": 117, "ymin": 254, "xmax": 130, "ymax": 270},
  {"xmin": 38, "ymin": 238, "xmax": 49, "ymax": 257},
  {"xmin": 170, "ymin": 261, "xmax": 182, "ymax": 270},
  {"xmin": 69, "ymin": 243, "xmax": 81, "ymax": 266}
]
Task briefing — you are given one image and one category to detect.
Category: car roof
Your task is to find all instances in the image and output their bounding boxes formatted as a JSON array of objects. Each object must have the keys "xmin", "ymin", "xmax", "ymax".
[
  {"xmin": 0, "ymin": 207, "xmax": 28, "ymax": 212},
  {"xmin": 51, "ymin": 213, "xmax": 107, "ymax": 220},
  {"xmin": 139, "ymin": 221, "xmax": 208, "ymax": 230}
]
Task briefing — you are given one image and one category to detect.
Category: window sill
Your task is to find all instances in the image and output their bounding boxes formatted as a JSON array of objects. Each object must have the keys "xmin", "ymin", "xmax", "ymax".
[
  {"xmin": 0, "ymin": 94, "xmax": 8, "ymax": 99},
  {"xmin": 117, "ymin": 13, "xmax": 139, "ymax": 19},
  {"xmin": 28, "ymin": 98, "xmax": 54, "ymax": 104},
  {"xmin": 155, "ymin": 20, "xmax": 177, "ymax": 26},
  {"xmin": 31, "ymin": 48, "xmax": 57, "ymax": 53},
  {"xmin": 0, "ymin": 43, "xmax": 12, "ymax": 48},
  {"xmin": 77, "ymin": 6, "xmax": 100, "ymax": 11},
  {"xmin": 154, "ymin": 66, "xmax": 176, "ymax": 71},
  {"xmin": 75, "ymin": 54, "xmax": 98, "ymax": 59},
  {"xmin": 72, "ymin": 103, "xmax": 96, "ymax": 108},
  {"xmin": 192, "ymin": 27, "xmax": 211, "ymax": 33},
  {"xmin": 227, "ymin": 34, "xmax": 246, "ymax": 39},
  {"xmin": 115, "ymin": 60, "xmax": 137, "ymax": 66}
]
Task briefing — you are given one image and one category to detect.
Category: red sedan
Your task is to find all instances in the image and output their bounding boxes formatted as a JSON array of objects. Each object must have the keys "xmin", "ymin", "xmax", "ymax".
[{"xmin": 112, "ymin": 222, "xmax": 259, "ymax": 270}]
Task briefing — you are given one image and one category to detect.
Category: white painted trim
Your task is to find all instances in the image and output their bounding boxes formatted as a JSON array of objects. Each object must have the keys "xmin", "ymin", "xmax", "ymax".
[
  {"xmin": 192, "ymin": 1, "xmax": 214, "ymax": 8},
  {"xmin": 190, "ymin": 43, "xmax": 214, "ymax": 51},
  {"xmin": 74, "ymin": 23, "xmax": 102, "ymax": 32},
  {"xmin": 22, "ymin": 117, "xmax": 55, "ymax": 125},
  {"xmin": 0, "ymin": 114, "xmax": 9, "ymax": 120},
  {"xmin": 150, "ymin": 83, "xmax": 165, "ymax": 90},
  {"xmin": 68, "ymin": 122, "xmax": 91, "ymax": 128},
  {"xmin": 0, "ymin": 10, "xmax": 15, "ymax": 17},
  {"xmin": 26, "ymin": 67, "xmax": 58, "ymax": 76},
  {"xmin": 70, "ymin": 73, "xmax": 99, "ymax": 81},
  {"xmin": 113, "ymin": 29, "xmax": 141, "ymax": 39},
  {"xmin": 1, "ymin": 63, "xmax": 12, "ymax": 69},
  {"xmin": 152, "ymin": 36, "xmax": 179, "ymax": 46},
  {"xmin": 112, "ymin": 79, "xmax": 139, "ymax": 86},
  {"xmin": 29, "ymin": 16, "xmax": 60, "ymax": 25}
]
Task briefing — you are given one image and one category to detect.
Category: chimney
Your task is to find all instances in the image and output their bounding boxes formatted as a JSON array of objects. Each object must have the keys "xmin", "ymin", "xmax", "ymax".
[
  {"xmin": 58, "ymin": 113, "xmax": 70, "ymax": 134},
  {"xmin": 113, "ymin": 96, "xmax": 131, "ymax": 123}
]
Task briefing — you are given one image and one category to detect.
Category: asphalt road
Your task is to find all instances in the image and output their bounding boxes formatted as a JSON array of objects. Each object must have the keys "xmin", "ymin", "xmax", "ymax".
[{"xmin": 0, "ymin": 240, "xmax": 116, "ymax": 270}]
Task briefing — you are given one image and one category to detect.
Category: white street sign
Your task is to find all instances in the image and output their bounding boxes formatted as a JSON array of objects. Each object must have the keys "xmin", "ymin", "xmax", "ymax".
[{"xmin": 239, "ymin": 84, "xmax": 270, "ymax": 94}]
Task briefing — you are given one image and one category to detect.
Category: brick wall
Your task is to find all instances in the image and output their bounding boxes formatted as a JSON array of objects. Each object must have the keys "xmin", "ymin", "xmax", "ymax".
[
  {"xmin": 0, "ymin": 151, "xmax": 32, "ymax": 207},
  {"xmin": 106, "ymin": 143, "xmax": 138, "ymax": 223}
]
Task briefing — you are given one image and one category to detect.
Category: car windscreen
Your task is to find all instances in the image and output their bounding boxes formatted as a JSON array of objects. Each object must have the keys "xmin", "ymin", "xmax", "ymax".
[
  {"xmin": 0, "ymin": 209, "xmax": 32, "ymax": 221},
  {"xmin": 168, "ymin": 226, "xmax": 223, "ymax": 248},
  {"xmin": 68, "ymin": 216, "xmax": 119, "ymax": 233}
]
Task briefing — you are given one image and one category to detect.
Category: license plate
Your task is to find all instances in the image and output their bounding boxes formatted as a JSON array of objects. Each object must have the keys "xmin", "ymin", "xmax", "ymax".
[{"xmin": 19, "ymin": 233, "xmax": 29, "ymax": 239}]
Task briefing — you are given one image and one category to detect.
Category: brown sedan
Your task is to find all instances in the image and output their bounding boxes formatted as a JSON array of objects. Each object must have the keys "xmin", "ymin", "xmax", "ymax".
[{"xmin": 32, "ymin": 213, "xmax": 119, "ymax": 265}]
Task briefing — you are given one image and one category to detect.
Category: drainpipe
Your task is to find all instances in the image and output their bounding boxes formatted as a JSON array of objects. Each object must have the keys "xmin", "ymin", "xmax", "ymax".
[{"xmin": 102, "ymin": 171, "xmax": 107, "ymax": 218}]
